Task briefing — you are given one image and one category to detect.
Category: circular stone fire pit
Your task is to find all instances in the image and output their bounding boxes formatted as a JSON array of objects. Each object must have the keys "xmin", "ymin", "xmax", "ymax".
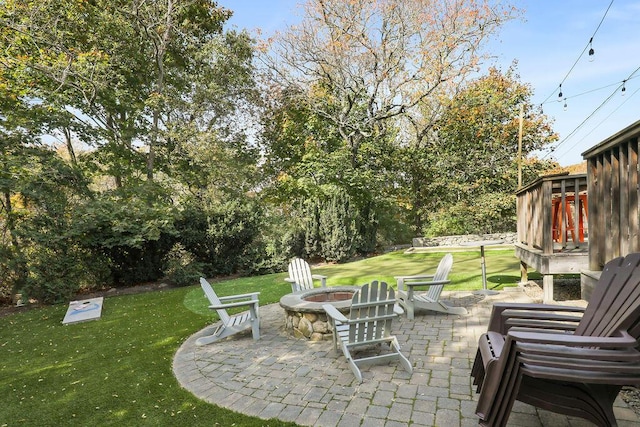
[{"xmin": 279, "ymin": 286, "xmax": 360, "ymax": 341}]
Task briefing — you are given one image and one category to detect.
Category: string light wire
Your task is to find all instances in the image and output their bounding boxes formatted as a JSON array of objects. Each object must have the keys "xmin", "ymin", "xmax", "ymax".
[
  {"xmin": 554, "ymin": 84, "xmax": 640, "ymax": 158},
  {"xmin": 544, "ymin": 64, "xmax": 640, "ymax": 160},
  {"xmin": 540, "ymin": 0, "xmax": 615, "ymax": 105},
  {"xmin": 541, "ymin": 76, "xmax": 638, "ymax": 106}
]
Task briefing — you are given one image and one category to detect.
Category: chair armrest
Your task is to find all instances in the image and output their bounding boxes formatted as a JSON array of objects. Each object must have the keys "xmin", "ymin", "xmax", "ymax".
[
  {"xmin": 323, "ymin": 304, "xmax": 348, "ymax": 323},
  {"xmin": 402, "ymin": 279, "xmax": 450, "ymax": 288},
  {"xmin": 396, "ymin": 275, "xmax": 449, "ymax": 293},
  {"xmin": 488, "ymin": 303, "xmax": 585, "ymax": 333},
  {"xmin": 516, "ymin": 341, "xmax": 640, "ymax": 362},
  {"xmin": 209, "ymin": 299, "xmax": 260, "ymax": 310},
  {"xmin": 505, "ymin": 318, "xmax": 579, "ymax": 332},
  {"xmin": 395, "ymin": 274, "xmax": 436, "ymax": 281},
  {"xmin": 219, "ymin": 292, "xmax": 260, "ymax": 302},
  {"xmin": 509, "ymin": 330, "xmax": 640, "ymax": 381},
  {"xmin": 312, "ymin": 274, "xmax": 327, "ymax": 287},
  {"xmin": 503, "ymin": 309, "xmax": 582, "ymax": 332},
  {"xmin": 509, "ymin": 329, "xmax": 638, "ymax": 348},
  {"xmin": 397, "ymin": 279, "xmax": 451, "ymax": 299},
  {"xmin": 284, "ymin": 277, "xmax": 301, "ymax": 292}
]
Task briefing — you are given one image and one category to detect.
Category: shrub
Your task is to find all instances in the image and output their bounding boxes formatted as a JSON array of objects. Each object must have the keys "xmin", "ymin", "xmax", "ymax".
[
  {"xmin": 162, "ymin": 243, "xmax": 204, "ymax": 287},
  {"xmin": 423, "ymin": 193, "xmax": 516, "ymax": 237},
  {"xmin": 0, "ymin": 245, "xmax": 28, "ymax": 304},
  {"xmin": 20, "ymin": 246, "xmax": 108, "ymax": 304},
  {"xmin": 176, "ymin": 197, "xmax": 264, "ymax": 277},
  {"xmin": 319, "ymin": 191, "xmax": 356, "ymax": 262},
  {"xmin": 71, "ymin": 187, "xmax": 177, "ymax": 286}
]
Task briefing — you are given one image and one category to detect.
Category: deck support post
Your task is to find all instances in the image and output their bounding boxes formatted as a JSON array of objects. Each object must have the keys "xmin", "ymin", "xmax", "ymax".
[
  {"xmin": 519, "ymin": 260, "xmax": 529, "ymax": 284},
  {"xmin": 543, "ymin": 274, "xmax": 554, "ymax": 303}
]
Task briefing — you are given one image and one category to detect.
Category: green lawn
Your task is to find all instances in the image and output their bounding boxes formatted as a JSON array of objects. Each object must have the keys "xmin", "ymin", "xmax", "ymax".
[{"xmin": 0, "ymin": 249, "xmax": 534, "ymax": 426}]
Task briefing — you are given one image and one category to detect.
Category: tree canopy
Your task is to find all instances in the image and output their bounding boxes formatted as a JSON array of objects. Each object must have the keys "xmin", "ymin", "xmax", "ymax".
[
  {"xmin": 0, "ymin": 0, "xmax": 560, "ymax": 304},
  {"xmin": 261, "ymin": 0, "xmax": 520, "ymax": 163}
]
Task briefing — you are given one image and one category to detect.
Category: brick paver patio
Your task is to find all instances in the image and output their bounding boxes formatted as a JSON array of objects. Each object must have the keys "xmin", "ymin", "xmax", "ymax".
[{"xmin": 173, "ymin": 287, "xmax": 640, "ymax": 426}]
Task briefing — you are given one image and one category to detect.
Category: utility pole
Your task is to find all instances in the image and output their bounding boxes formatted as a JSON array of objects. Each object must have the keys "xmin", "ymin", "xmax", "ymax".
[
  {"xmin": 518, "ymin": 104, "xmax": 524, "ymax": 188},
  {"xmin": 517, "ymin": 103, "xmax": 526, "ymax": 284}
]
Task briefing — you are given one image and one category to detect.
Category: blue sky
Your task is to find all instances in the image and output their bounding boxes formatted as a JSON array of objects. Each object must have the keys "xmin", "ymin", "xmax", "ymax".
[{"xmin": 224, "ymin": 1, "xmax": 640, "ymax": 166}]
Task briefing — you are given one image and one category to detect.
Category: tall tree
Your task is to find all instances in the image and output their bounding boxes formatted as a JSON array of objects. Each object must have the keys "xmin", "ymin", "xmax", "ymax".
[
  {"xmin": 0, "ymin": 1, "xmax": 263, "ymax": 299},
  {"xmin": 419, "ymin": 65, "xmax": 558, "ymax": 235},
  {"xmin": 0, "ymin": 0, "xmax": 236, "ymax": 185},
  {"xmin": 261, "ymin": 0, "xmax": 519, "ymax": 165},
  {"xmin": 259, "ymin": 0, "xmax": 520, "ymax": 244},
  {"xmin": 260, "ymin": 84, "xmax": 400, "ymax": 258}
]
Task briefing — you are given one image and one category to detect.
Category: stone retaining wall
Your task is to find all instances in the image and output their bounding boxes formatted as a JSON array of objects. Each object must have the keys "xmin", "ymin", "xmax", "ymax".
[{"xmin": 412, "ymin": 232, "xmax": 517, "ymax": 248}]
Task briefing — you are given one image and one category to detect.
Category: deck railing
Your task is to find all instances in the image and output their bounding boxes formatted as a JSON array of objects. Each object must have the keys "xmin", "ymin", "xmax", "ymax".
[{"xmin": 516, "ymin": 173, "xmax": 588, "ymax": 254}]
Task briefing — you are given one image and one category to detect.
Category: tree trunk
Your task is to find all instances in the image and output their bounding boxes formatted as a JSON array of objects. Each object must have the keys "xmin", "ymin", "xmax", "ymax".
[
  {"xmin": 63, "ymin": 127, "xmax": 78, "ymax": 167},
  {"xmin": 3, "ymin": 190, "xmax": 20, "ymax": 248}
]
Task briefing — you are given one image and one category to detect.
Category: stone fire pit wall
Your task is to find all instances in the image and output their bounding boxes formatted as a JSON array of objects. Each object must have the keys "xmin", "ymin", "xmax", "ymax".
[{"xmin": 279, "ymin": 286, "xmax": 359, "ymax": 341}]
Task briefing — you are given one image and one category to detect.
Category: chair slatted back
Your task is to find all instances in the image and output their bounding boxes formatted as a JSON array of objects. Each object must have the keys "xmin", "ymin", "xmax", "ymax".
[
  {"xmin": 348, "ymin": 281, "xmax": 396, "ymax": 343},
  {"xmin": 288, "ymin": 258, "xmax": 314, "ymax": 291},
  {"xmin": 575, "ymin": 253, "xmax": 640, "ymax": 339},
  {"xmin": 200, "ymin": 278, "xmax": 230, "ymax": 325},
  {"xmin": 425, "ymin": 253, "xmax": 454, "ymax": 301}
]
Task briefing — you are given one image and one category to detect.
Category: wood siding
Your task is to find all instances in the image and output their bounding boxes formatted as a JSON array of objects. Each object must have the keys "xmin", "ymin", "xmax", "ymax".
[{"xmin": 584, "ymin": 134, "xmax": 640, "ymax": 270}]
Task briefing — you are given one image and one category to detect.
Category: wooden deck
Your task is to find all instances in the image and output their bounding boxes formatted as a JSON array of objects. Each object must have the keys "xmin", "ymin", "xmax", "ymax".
[
  {"xmin": 515, "ymin": 243, "xmax": 589, "ymax": 302},
  {"xmin": 515, "ymin": 173, "xmax": 589, "ymax": 302}
]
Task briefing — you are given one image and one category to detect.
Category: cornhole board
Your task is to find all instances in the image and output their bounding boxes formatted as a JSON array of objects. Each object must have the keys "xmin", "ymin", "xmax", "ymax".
[{"xmin": 62, "ymin": 297, "xmax": 104, "ymax": 325}]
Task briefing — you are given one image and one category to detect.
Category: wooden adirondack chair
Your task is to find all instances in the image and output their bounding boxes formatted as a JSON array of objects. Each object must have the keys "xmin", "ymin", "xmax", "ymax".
[
  {"xmin": 394, "ymin": 253, "xmax": 467, "ymax": 319},
  {"xmin": 323, "ymin": 281, "xmax": 413, "ymax": 383},
  {"xmin": 196, "ymin": 278, "xmax": 260, "ymax": 346},
  {"xmin": 285, "ymin": 258, "xmax": 327, "ymax": 292},
  {"xmin": 471, "ymin": 253, "xmax": 640, "ymax": 427}
]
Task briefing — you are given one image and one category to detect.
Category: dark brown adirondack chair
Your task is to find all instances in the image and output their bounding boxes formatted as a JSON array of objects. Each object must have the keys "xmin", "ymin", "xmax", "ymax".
[{"xmin": 471, "ymin": 253, "xmax": 640, "ymax": 427}]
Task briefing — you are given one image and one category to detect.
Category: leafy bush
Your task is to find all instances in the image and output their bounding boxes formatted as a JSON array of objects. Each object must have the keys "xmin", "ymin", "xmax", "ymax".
[
  {"xmin": 176, "ymin": 197, "xmax": 265, "ymax": 276},
  {"xmin": 423, "ymin": 203, "xmax": 474, "ymax": 237},
  {"xmin": 71, "ymin": 186, "xmax": 177, "ymax": 286},
  {"xmin": 20, "ymin": 246, "xmax": 108, "ymax": 304},
  {"xmin": 319, "ymin": 190, "xmax": 356, "ymax": 262},
  {"xmin": 162, "ymin": 243, "xmax": 204, "ymax": 287},
  {"xmin": 423, "ymin": 193, "xmax": 516, "ymax": 237},
  {"xmin": 0, "ymin": 245, "xmax": 27, "ymax": 304}
]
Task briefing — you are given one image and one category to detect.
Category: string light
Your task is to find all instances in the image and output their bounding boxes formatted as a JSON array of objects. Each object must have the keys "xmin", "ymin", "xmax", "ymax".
[
  {"xmin": 558, "ymin": 84, "xmax": 563, "ymax": 101},
  {"xmin": 543, "ymin": 64, "xmax": 640, "ymax": 161},
  {"xmin": 621, "ymin": 80, "xmax": 627, "ymax": 96},
  {"xmin": 540, "ymin": 75, "xmax": 639, "ymax": 106},
  {"xmin": 563, "ymin": 98, "xmax": 568, "ymax": 111},
  {"xmin": 555, "ymin": 84, "xmax": 640, "ymax": 159},
  {"xmin": 540, "ymin": 0, "xmax": 614, "ymax": 105}
]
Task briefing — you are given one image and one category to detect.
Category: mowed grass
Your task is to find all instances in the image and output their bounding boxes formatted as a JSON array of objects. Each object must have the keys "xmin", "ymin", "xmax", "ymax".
[{"xmin": 1, "ymin": 249, "xmax": 533, "ymax": 426}]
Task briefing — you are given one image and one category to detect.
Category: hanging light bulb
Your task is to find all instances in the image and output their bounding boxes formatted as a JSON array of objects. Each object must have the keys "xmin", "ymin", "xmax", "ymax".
[
  {"xmin": 558, "ymin": 84, "xmax": 563, "ymax": 101},
  {"xmin": 588, "ymin": 37, "xmax": 595, "ymax": 62},
  {"xmin": 540, "ymin": 104, "xmax": 544, "ymax": 114},
  {"xmin": 563, "ymin": 98, "xmax": 568, "ymax": 111},
  {"xmin": 622, "ymin": 80, "xmax": 627, "ymax": 96}
]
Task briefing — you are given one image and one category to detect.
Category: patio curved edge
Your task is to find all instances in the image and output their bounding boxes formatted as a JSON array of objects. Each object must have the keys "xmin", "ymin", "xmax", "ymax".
[{"xmin": 171, "ymin": 294, "xmax": 640, "ymax": 427}]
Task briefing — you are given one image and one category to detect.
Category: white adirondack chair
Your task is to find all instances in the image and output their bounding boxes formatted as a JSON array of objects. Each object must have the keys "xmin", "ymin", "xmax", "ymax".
[
  {"xmin": 285, "ymin": 257, "xmax": 327, "ymax": 292},
  {"xmin": 196, "ymin": 278, "xmax": 260, "ymax": 346},
  {"xmin": 394, "ymin": 253, "xmax": 467, "ymax": 320},
  {"xmin": 323, "ymin": 281, "xmax": 413, "ymax": 382}
]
